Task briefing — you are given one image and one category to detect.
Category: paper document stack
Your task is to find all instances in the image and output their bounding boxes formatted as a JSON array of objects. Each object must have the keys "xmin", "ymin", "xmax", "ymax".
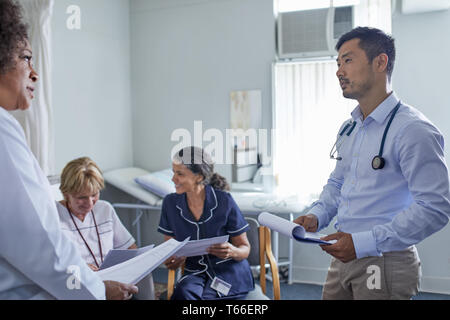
[
  {"xmin": 99, "ymin": 244, "xmax": 155, "ymax": 270},
  {"xmin": 96, "ymin": 235, "xmax": 231, "ymax": 284},
  {"xmin": 175, "ymin": 235, "xmax": 229, "ymax": 257},
  {"xmin": 97, "ymin": 238, "xmax": 189, "ymax": 284}
]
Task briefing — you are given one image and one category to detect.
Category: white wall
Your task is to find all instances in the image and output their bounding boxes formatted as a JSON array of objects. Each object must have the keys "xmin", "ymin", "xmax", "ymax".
[
  {"xmin": 52, "ymin": 0, "xmax": 133, "ymax": 173},
  {"xmin": 129, "ymin": 0, "xmax": 275, "ymax": 180},
  {"xmin": 392, "ymin": 6, "xmax": 450, "ymax": 294},
  {"xmin": 392, "ymin": 9, "xmax": 450, "ymax": 162}
]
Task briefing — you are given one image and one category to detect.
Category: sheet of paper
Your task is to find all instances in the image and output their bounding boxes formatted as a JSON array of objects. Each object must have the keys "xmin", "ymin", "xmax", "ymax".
[
  {"xmin": 258, "ymin": 211, "xmax": 298, "ymax": 237},
  {"xmin": 99, "ymin": 244, "xmax": 155, "ymax": 270},
  {"xmin": 258, "ymin": 212, "xmax": 335, "ymax": 245},
  {"xmin": 97, "ymin": 238, "xmax": 189, "ymax": 284},
  {"xmin": 175, "ymin": 235, "xmax": 229, "ymax": 257}
]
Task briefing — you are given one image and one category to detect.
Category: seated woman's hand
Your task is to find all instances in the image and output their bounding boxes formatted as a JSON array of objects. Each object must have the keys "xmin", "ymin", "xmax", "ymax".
[
  {"xmin": 207, "ymin": 242, "xmax": 236, "ymax": 260},
  {"xmin": 87, "ymin": 263, "xmax": 99, "ymax": 272},
  {"xmin": 164, "ymin": 255, "xmax": 186, "ymax": 270}
]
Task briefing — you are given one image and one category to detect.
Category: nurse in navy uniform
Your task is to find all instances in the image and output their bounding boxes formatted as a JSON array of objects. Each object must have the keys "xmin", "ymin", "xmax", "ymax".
[{"xmin": 158, "ymin": 146, "xmax": 254, "ymax": 300}]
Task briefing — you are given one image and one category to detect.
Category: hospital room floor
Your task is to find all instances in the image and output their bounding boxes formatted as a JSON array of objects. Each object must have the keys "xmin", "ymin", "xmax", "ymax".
[{"xmin": 151, "ymin": 267, "xmax": 450, "ymax": 300}]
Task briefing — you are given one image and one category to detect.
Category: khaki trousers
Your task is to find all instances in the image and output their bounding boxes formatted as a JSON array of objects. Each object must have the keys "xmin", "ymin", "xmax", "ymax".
[{"xmin": 322, "ymin": 246, "xmax": 421, "ymax": 300}]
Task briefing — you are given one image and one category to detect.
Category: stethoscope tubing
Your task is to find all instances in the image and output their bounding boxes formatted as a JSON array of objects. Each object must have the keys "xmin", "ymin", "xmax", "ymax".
[{"xmin": 330, "ymin": 101, "xmax": 401, "ymax": 169}]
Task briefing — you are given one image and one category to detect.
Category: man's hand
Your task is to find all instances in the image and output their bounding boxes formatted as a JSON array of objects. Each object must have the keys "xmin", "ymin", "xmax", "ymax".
[
  {"xmin": 104, "ymin": 281, "xmax": 138, "ymax": 300},
  {"xmin": 319, "ymin": 232, "xmax": 356, "ymax": 263},
  {"xmin": 294, "ymin": 214, "xmax": 318, "ymax": 232}
]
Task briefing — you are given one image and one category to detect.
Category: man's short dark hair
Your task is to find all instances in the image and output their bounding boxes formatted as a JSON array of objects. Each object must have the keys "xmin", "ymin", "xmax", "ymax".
[
  {"xmin": 0, "ymin": 0, "xmax": 29, "ymax": 75},
  {"xmin": 336, "ymin": 27, "xmax": 396, "ymax": 80}
]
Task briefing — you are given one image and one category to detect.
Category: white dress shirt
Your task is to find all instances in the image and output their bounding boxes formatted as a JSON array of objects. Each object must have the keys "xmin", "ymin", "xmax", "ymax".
[{"xmin": 308, "ymin": 93, "xmax": 450, "ymax": 258}]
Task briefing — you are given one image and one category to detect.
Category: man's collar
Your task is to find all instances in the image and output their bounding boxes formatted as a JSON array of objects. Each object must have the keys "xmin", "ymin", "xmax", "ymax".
[{"xmin": 351, "ymin": 92, "xmax": 400, "ymax": 124}]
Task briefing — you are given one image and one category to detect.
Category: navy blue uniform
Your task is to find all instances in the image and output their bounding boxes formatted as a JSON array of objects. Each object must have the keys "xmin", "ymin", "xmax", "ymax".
[{"xmin": 158, "ymin": 185, "xmax": 254, "ymax": 300}]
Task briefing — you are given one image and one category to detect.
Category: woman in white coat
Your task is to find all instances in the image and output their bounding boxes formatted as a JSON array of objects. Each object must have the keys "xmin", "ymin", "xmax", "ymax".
[{"xmin": 0, "ymin": 0, "xmax": 136, "ymax": 299}]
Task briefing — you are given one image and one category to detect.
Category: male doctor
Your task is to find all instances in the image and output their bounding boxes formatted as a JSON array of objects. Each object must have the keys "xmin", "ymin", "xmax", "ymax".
[
  {"xmin": 0, "ymin": 0, "xmax": 137, "ymax": 299},
  {"xmin": 295, "ymin": 27, "xmax": 450, "ymax": 299}
]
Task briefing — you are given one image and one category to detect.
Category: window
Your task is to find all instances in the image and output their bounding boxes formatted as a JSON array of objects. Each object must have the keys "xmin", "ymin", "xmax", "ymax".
[
  {"xmin": 272, "ymin": 0, "xmax": 392, "ymax": 203},
  {"xmin": 273, "ymin": 60, "xmax": 354, "ymax": 203},
  {"xmin": 277, "ymin": 0, "xmax": 361, "ymax": 13}
]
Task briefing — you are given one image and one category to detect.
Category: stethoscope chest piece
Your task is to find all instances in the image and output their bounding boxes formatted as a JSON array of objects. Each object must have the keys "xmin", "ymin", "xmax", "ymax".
[{"xmin": 372, "ymin": 156, "xmax": 385, "ymax": 170}]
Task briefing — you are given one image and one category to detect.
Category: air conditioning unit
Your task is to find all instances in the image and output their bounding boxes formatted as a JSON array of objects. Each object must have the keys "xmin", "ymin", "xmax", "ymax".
[
  {"xmin": 277, "ymin": 6, "xmax": 354, "ymax": 59},
  {"xmin": 401, "ymin": 0, "xmax": 450, "ymax": 14}
]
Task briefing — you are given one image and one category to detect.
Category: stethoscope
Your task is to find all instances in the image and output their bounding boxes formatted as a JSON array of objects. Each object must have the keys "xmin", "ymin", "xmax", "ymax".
[{"xmin": 330, "ymin": 101, "xmax": 401, "ymax": 170}]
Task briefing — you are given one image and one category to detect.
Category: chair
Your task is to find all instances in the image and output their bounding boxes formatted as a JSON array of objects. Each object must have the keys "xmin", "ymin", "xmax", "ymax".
[
  {"xmin": 134, "ymin": 274, "xmax": 156, "ymax": 300},
  {"xmin": 166, "ymin": 217, "xmax": 281, "ymax": 300}
]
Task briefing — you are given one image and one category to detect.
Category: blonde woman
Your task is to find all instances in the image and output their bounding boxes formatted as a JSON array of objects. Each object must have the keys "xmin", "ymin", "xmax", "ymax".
[
  {"xmin": 57, "ymin": 157, "xmax": 136, "ymax": 270},
  {"xmin": 57, "ymin": 157, "xmax": 154, "ymax": 299}
]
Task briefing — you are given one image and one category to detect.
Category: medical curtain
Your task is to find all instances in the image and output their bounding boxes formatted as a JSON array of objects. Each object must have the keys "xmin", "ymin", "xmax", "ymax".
[
  {"xmin": 11, "ymin": 0, "xmax": 55, "ymax": 175},
  {"xmin": 273, "ymin": 61, "xmax": 354, "ymax": 202},
  {"xmin": 272, "ymin": 0, "xmax": 391, "ymax": 202},
  {"xmin": 354, "ymin": 0, "xmax": 392, "ymax": 31}
]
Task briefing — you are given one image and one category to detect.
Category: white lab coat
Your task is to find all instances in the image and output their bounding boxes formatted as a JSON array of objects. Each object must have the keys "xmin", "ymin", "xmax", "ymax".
[{"xmin": 0, "ymin": 107, "xmax": 105, "ymax": 299}]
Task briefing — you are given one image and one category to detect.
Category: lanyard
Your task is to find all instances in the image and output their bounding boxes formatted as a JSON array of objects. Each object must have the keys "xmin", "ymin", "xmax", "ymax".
[{"xmin": 67, "ymin": 206, "xmax": 104, "ymax": 268}]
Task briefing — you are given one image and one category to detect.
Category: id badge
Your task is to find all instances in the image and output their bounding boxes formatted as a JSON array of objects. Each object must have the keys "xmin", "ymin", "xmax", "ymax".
[{"xmin": 210, "ymin": 276, "xmax": 232, "ymax": 296}]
